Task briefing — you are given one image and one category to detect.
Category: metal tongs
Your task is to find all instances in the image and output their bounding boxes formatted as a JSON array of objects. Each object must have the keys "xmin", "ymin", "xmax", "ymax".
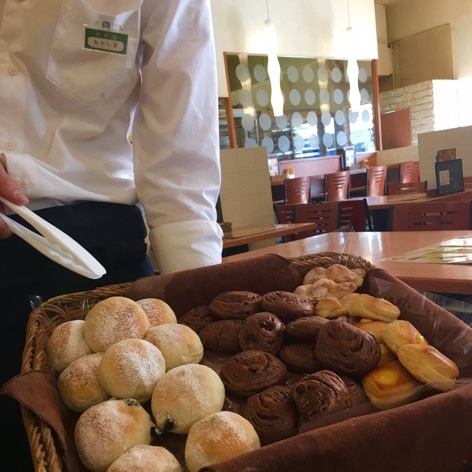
[{"xmin": 0, "ymin": 196, "xmax": 106, "ymax": 279}]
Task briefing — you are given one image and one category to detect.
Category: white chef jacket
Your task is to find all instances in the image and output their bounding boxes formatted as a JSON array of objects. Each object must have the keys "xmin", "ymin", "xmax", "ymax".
[{"xmin": 0, "ymin": 0, "xmax": 223, "ymax": 274}]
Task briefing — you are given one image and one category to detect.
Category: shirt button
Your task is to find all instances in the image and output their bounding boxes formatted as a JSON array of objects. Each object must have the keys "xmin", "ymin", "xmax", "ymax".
[
  {"xmin": 5, "ymin": 141, "xmax": 15, "ymax": 151},
  {"xmin": 7, "ymin": 65, "xmax": 18, "ymax": 76},
  {"xmin": 19, "ymin": 178, "xmax": 30, "ymax": 189}
]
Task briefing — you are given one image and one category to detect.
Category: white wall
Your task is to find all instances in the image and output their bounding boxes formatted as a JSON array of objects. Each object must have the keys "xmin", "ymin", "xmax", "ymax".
[
  {"xmin": 210, "ymin": 0, "xmax": 378, "ymax": 96},
  {"xmin": 386, "ymin": 0, "xmax": 472, "ymax": 126},
  {"xmin": 377, "ymin": 145, "xmax": 419, "ymax": 166}
]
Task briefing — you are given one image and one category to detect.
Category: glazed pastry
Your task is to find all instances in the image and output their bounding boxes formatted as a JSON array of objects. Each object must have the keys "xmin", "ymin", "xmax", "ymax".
[
  {"xmin": 314, "ymin": 319, "xmax": 380, "ymax": 377},
  {"xmin": 342, "ymin": 293, "xmax": 400, "ymax": 323},
  {"xmin": 279, "ymin": 343, "xmax": 322, "ymax": 373},
  {"xmin": 261, "ymin": 291, "xmax": 315, "ymax": 321},
  {"xmin": 239, "ymin": 312, "xmax": 285, "ymax": 354},
  {"xmin": 242, "ymin": 385, "xmax": 298, "ymax": 444},
  {"xmin": 378, "ymin": 343, "xmax": 396, "ymax": 368},
  {"xmin": 295, "ymin": 279, "xmax": 357, "ymax": 303},
  {"xmin": 285, "ymin": 316, "xmax": 328, "ymax": 342},
  {"xmin": 199, "ymin": 319, "xmax": 243, "ymax": 353},
  {"xmin": 220, "ymin": 350, "xmax": 287, "ymax": 397},
  {"xmin": 315, "ymin": 297, "xmax": 349, "ymax": 319},
  {"xmin": 382, "ymin": 320, "xmax": 427, "ymax": 354},
  {"xmin": 209, "ymin": 291, "xmax": 262, "ymax": 319},
  {"xmin": 339, "ymin": 375, "xmax": 367, "ymax": 406},
  {"xmin": 292, "ymin": 370, "xmax": 351, "ymax": 421},
  {"xmin": 303, "ymin": 264, "xmax": 365, "ymax": 288},
  {"xmin": 362, "ymin": 360, "xmax": 423, "ymax": 410},
  {"xmin": 355, "ymin": 321, "xmax": 389, "ymax": 343},
  {"xmin": 302, "ymin": 267, "xmax": 327, "ymax": 285},
  {"xmin": 397, "ymin": 344, "xmax": 459, "ymax": 391},
  {"xmin": 179, "ymin": 306, "xmax": 215, "ymax": 333}
]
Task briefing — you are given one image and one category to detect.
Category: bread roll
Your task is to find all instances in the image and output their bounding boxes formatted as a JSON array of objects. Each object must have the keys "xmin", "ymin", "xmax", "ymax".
[
  {"xmin": 84, "ymin": 297, "xmax": 149, "ymax": 352},
  {"xmin": 151, "ymin": 364, "xmax": 225, "ymax": 434},
  {"xmin": 362, "ymin": 360, "xmax": 423, "ymax": 410},
  {"xmin": 383, "ymin": 320, "xmax": 427, "ymax": 354},
  {"xmin": 145, "ymin": 323, "xmax": 203, "ymax": 370},
  {"xmin": 397, "ymin": 344, "xmax": 459, "ymax": 391},
  {"xmin": 185, "ymin": 411, "xmax": 260, "ymax": 472},
  {"xmin": 99, "ymin": 339, "xmax": 165, "ymax": 402},
  {"xmin": 75, "ymin": 398, "xmax": 153, "ymax": 472},
  {"xmin": 137, "ymin": 298, "xmax": 177, "ymax": 327},
  {"xmin": 106, "ymin": 445, "xmax": 181, "ymax": 472},
  {"xmin": 47, "ymin": 320, "xmax": 92, "ymax": 371},
  {"xmin": 58, "ymin": 353, "xmax": 109, "ymax": 412}
]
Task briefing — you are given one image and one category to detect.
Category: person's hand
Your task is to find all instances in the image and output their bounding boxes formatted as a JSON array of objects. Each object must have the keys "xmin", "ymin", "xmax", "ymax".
[{"xmin": 0, "ymin": 153, "xmax": 29, "ymax": 239}]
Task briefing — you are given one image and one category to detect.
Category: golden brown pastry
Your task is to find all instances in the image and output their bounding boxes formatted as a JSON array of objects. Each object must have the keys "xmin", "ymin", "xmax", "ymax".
[
  {"xmin": 314, "ymin": 319, "xmax": 380, "ymax": 377},
  {"xmin": 209, "ymin": 291, "xmax": 262, "ymax": 319},
  {"xmin": 239, "ymin": 312, "xmax": 285, "ymax": 354},
  {"xmin": 355, "ymin": 321, "xmax": 389, "ymax": 343},
  {"xmin": 342, "ymin": 293, "xmax": 400, "ymax": 323},
  {"xmin": 362, "ymin": 360, "xmax": 423, "ymax": 410},
  {"xmin": 397, "ymin": 344, "xmax": 459, "ymax": 391},
  {"xmin": 295, "ymin": 279, "xmax": 357, "ymax": 303},
  {"xmin": 198, "ymin": 319, "xmax": 242, "ymax": 353},
  {"xmin": 302, "ymin": 266, "xmax": 327, "ymax": 284},
  {"xmin": 315, "ymin": 297, "xmax": 349, "ymax": 319},
  {"xmin": 382, "ymin": 320, "xmax": 427, "ymax": 354},
  {"xmin": 261, "ymin": 291, "xmax": 315, "ymax": 321},
  {"xmin": 303, "ymin": 264, "xmax": 364, "ymax": 287},
  {"xmin": 377, "ymin": 343, "xmax": 396, "ymax": 368},
  {"xmin": 285, "ymin": 316, "xmax": 328, "ymax": 342},
  {"xmin": 279, "ymin": 343, "xmax": 322, "ymax": 373},
  {"xmin": 220, "ymin": 350, "xmax": 287, "ymax": 397},
  {"xmin": 242, "ymin": 385, "xmax": 298, "ymax": 444}
]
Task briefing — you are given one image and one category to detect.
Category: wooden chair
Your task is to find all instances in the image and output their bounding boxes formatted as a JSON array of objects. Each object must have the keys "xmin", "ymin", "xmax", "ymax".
[
  {"xmin": 310, "ymin": 175, "xmax": 325, "ymax": 202},
  {"xmin": 391, "ymin": 201, "xmax": 471, "ymax": 231},
  {"xmin": 387, "ymin": 181, "xmax": 427, "ymax": 195},
  {"xmin": 325, "ymin": 171, "xmax": 350, "ymax": 202},
  {"xmin": 386, "ymin": 163, "xmax": 401, "ymax": 185},
  {"xmin": 294, "ymin": 202, "xmax": 339, "ymax": 238},
  {"xmin": 400, "ymin": 161, "xmax": 420, "ymax": 184},
  {"xmin": 275, "ymin": 204, "xmax": 296, "ymax": 224},
  {"xmin": 338, "ymin": 199, "xmax": 373, "ymax": 231},
  {"xmin": 285, "ymin": 176, "xmax": 311, "ymax": 204},
  {"xmin": 367, "ymin": 165, "xmax": 387, "ymax": 197}
]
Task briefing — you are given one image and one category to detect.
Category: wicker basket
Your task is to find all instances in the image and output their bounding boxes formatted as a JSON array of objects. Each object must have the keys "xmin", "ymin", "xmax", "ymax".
[{"xmin": 20, "ymin": 252, "xmax": 372, "ymax": 472}]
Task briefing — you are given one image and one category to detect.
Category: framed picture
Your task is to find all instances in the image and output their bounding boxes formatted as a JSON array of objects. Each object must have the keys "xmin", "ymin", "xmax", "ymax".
[
  {"xmin": 435, "ymin": 158, "xmax": 464, "ymax": 196},
  {"xmin": 436, "ymin": 148, "xmax": 456, "ymax": 162}
]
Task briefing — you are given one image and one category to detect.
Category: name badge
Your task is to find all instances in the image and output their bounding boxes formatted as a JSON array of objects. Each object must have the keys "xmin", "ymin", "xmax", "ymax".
[{"xmin": 84, "ymin": 26, "xmax": 128, "ymax": 55}]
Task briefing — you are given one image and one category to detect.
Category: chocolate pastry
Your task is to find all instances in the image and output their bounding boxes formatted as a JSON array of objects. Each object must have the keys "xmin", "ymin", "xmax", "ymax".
[
  {"xmin": 292, "ymin": 370, "xmax": 351, "ymax": 421},
  {"xmin": 285, "ymin": 316, "xmax": 328, "ymax": 342},
  {"xmin": 242, "ymin": 385, "xmax": 298, "ymax": 444},
  {"xmin": 179, "ymin": 306, "xmax": 215, "ymax": 332},
  {"xmin": 239, "ymin": 312, "xmax": 285, "ymax": 354},
  {"xmin": 199, "ymin": 320, "xmax": 243, "ymax": 353},
  {"xmin": 279, "ymin": 344, "xmax": 321, "ymax": 373},
  {"xmin": 339, "ymin": 375, "xmax": 367, "ymax": 406},
  {"xmin": 209, "ymin": 291, "xmax": 262, "ymax": 319},
  {"xmin": 261, "ymin": 291, "xmax": 315, "ymax": 322},
  {"xmin": 314, "ymin": 319, "xmax": 380, "ymax": 377},
  {"xmin": 220, "ymin": 350, "xmax": 287, "ymax": 397}
]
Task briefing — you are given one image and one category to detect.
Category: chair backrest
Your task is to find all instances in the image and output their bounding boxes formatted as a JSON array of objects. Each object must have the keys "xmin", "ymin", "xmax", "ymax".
[
  {"xmin": 294, "ymin": 202, "xmax": 339, "ymax": 236},
  {"xmin": 325, "ymin": 171, "xmax": 350, "ymax": 202},
  {"xmin": 387, "ymin": 181, "xmax": 427, "ymax": 195},
  {"xmin": 285, "ymin": 176, "xmax": 311, "ymax": 204},
  {"xmin": 392, "ymin": 201, "xmax": 471, "ymax": 231},
  {"xmin": 310, "ymin": 175, "xmax": 325, "ymax": 202},
  {"xmin": 400, "ymin": 161, "xmax": 420, "ymax": 184},
  {"xmin": 367, "ymin": 165, "xmax": 387, "ymax": 197},
  {"xmin": 275, "ymin": 204, "xmax": 297, "ymax": 224},
  {"xmin": 338, "ymin": 199, "xmax": 373, "ymax": 231}
]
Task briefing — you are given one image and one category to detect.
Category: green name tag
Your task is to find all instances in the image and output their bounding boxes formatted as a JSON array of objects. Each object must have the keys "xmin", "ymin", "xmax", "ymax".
[{"xmin": 84, "ymin": 27, "xmax": 128, "ymax": 55}]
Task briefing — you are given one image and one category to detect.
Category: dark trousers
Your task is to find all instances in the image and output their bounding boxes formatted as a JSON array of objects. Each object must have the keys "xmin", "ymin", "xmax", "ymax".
[{"xmin": 0, "ymin": 202, "xmax": 155, "ymax": 470}]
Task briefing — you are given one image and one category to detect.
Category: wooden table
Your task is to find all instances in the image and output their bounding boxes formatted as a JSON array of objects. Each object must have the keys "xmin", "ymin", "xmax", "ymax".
[
  {"xmin": 222, "ymin": 223, "xmax": 318, "ymax": 249},
  {"xmin": 223, "ymin": 230, "xmax": 472, "ymax": 294}
]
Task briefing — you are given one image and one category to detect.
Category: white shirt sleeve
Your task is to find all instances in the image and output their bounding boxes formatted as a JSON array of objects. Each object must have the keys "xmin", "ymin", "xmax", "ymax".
[{"xmin": 132, "ymin": 0, "xmax": 223, "ymax": 274}]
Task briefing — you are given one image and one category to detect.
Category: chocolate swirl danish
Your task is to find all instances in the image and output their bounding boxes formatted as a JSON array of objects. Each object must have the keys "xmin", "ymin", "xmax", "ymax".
[
  {"xmin": 220, "ymin": 350, "xmax": 287, "ymax": 397},
  {"xmin": 261, "ymin": 291, "xmax": 315, "ymax": 322},
  {"xmin": 292, "ymin": 370, "xmax": 351, "ymax": 421},
  {"xmin": 179, "ymin": 306, "xmax": 215, "ymax": 333},
  {"xmin": 239, "ymin": 312, "xmax": 285, "ymax": 354},
  {"xmin": 242, "ymin": 385, "xmax": 298, "ymax": 444},
  {"xmin": 199, "ymin": 320, "xmax": 243, "ymax": 353},
  {"xmin": 209, "ymin": 291, "xmax": 262, "ymax": 320},
  {"xmin": 285, "ymin": 316, "xmax": 328, "ymax": 342},
  {"xmin": 279, "ymin": 343, "xmax": 321, "ymax": 373},
  {"xmin": 314, "ymin": 319, "xmax": 380, "ymax": 377}
]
